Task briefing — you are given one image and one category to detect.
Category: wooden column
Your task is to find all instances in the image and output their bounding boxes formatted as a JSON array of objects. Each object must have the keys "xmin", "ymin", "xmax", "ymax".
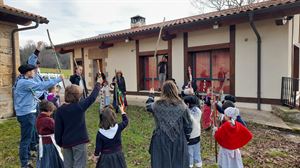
[
  {"xmin": 183, "ymin": 32, "xmax": 188, "ymax": 83},
  {"xmin": 230, "ymin": 25, "xmax": 236, "ymax": 96},
  {"xmin": 136, "ymin": 40, "xmax": 140, "ymax": 91},
  {"xmin": 167, "ymin": 40, "xmax": 172, "ymax": 79}
]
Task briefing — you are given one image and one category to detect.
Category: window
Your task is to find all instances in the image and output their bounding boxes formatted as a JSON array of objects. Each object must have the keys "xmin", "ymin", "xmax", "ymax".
[
  {"xmin": 140, "ymin": 55, "xmax": 167, "ymax": 90},
  {"xmin": 192, "ymin": 49, "xmax": 230, "ymax": 93}
]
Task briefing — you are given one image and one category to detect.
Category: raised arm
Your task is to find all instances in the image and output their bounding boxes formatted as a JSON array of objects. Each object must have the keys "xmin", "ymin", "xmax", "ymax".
[
  {"xmin": 23, "ymin": 77, "xmax": 62, "ymax": 92},
  {"xmin": 118, "ymin": 105, "xmax": 129, "ymax": 130},
  {"xmin": 27, "ymin": 41, "xmax": 43, "ymax": 66},
  {"xmin": 79, "ymin": 82, "xmax": 101, "ymax": 111},
  {"xmin": 146, "ymin": 93, "xmax": 155, "ymax": 113}
]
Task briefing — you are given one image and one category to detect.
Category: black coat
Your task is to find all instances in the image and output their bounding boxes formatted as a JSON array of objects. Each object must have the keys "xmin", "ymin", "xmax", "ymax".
[
  {"xmin": 69, "ymin": 74, "xmax": 89, "ymax": 98},
  {"xmin": 112, "ymin": 76, "xmax": 126, "ymax": 93}
]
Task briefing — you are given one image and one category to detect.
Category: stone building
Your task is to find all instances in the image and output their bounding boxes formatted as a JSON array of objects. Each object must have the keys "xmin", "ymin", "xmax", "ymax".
[{"xmin": 0, "ymin": 0, "xmax": 48, "ymax": 118}]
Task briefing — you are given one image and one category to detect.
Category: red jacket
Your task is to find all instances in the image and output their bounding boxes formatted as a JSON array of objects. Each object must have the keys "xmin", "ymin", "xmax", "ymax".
[
  {"xmin": 214, "ymin": 121, "xmax": 252, "ymax": 150},
  {"xmin": 36, "ymin": 113, "xmax": 55, "ymax": 144}
]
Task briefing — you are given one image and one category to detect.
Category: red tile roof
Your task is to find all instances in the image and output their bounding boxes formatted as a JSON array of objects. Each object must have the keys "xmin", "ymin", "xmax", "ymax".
[
  {"xmin": 0, "ymin": 4, "xmax": 49, "ymax": 24},
  {"xmin": 56, "ymin": 0, "xmax": 298, "ymax": 48}
]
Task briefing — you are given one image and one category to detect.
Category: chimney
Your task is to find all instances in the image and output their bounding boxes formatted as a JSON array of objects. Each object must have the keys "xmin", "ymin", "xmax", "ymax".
[
  {"xmin": 131, "ymin": 15, "xmax": 146, "ymax": 28},
  {"xmin": 0, "ymin": 0, "xmax": 4, "ymax": 5}
]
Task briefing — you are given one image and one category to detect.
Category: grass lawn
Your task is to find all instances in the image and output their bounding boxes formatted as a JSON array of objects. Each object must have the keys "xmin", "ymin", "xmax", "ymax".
[
  {"xmin": 0, "ymin": 105, "xmax": 299, "ymax": 168},
  {"xmin": 40, "ymin": 68, "xmax": 72, "ymax": 78}
]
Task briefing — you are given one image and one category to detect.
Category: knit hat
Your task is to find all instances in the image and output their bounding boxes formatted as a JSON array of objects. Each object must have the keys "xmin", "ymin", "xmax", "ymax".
[
  {"xmin": 224, "ymin": 107, "xmax": 239, "ymax": 120},
  {"xmin": 183, "ymin": 95, "xmax": 199, "ymax": 108},
  {"xmin": 224, "ymin": 95, "xmax": 236, "ymax": 103},
  {"xmin": 18, "ymin": 64, "xmax": 36, "ymax": 74}
]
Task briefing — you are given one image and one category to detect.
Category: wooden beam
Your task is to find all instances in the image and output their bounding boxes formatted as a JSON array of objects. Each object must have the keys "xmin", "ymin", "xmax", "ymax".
[
  {"xmin": 81, "ymin": 48, "xmax": 85, "ymax": 76},
  {"xmin": 138, "ymin": 49, "xmax": 168, "ymax": 57},
  {"xmin": 99, "ymin": 42, "xmax": 114, "ymax": 49},
  {"xmin": 59, "ymin": 48, "xmax": 74, "ymax": 54},
  {"xmin": 236, "ymin": 97, "xmax": 281, "ymax": 105},
  {"xmin": 230, "ymin": 25, "xmax": 236, "ymax": 96},
  {"xmin": 136, "ymin": 40, "xmax": 140, "ymax": 91},
  {"xmin": 293, "ymin": 45, "xmax": 299, "ymax": 79},
  {"xmin": 187, "ymin": 43, "xmax": 230, "ymax": 52},
  {"xmin": 167, "ymin": 40, "xmax": 172, "ymax": 79},
  {"xmin": 162, "ymin": 32, "xmax": 177, "ymax": 41},
  {"xmin": 183, "ymin": 32, "xmax": 188, "ymax": 83}
]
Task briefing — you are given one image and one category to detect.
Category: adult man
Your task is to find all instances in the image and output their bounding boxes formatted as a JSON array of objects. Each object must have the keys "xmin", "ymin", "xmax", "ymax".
[
  {"xmin": 157, "ymin": 56, "xmax": 168, "ymax": 91},
  {"xmin": 14, "ymin": 64, "xmax": 63, "ymax": 168},
  {"xmin": 69, "ymin": 66, "xmax": 89, "ymax": 98}
]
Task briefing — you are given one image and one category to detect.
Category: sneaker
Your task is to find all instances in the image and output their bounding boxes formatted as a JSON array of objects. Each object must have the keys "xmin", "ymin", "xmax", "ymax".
[{"xmin": 195, "ymin": 162, "xmax": 203, "ymax": 168}]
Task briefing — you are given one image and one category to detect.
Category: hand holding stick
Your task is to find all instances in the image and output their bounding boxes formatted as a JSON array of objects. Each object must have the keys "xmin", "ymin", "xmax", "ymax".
[{"xmin": 47, "ymin": 29, "xmax": 65, "ymax": 88}]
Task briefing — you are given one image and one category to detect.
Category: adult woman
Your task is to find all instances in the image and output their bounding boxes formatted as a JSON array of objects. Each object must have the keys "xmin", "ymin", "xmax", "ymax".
[
  {"xmin": 111, "ymin": 70, "xmax": 127, "ymax": 112},
  {"xmin": 146, "ymin": 81, "xmax": 192, "ymax": 168}
]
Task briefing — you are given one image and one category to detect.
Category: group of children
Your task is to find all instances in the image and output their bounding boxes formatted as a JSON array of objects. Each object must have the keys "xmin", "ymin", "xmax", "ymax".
[
  {"xmin": 24, "ymin": 49, "xmax": 251, "ymax": 168},
  {"xmin": 182, "ymin": 85, "xmax": 252, "ymax": 168},
  {"xmin": 35, "ymin": 74, "xmax": 129, "ymax": 168},
  {"xmin": 36, "ymin": 77, "xmax": 252, "ymax": 168}
]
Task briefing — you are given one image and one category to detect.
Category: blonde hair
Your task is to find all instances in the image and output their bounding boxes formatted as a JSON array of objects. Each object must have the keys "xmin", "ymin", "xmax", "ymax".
[
  {"xmin": 65, "ymin": 84, "xmax": 83, "ymax": 103},
  {"xmin": 160, "ymin": 81, "xmax": 181, "ymax": 104}
]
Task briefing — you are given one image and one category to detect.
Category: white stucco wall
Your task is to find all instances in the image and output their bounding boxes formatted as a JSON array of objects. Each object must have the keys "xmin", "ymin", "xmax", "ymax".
[
  {"xmin": 107, "ymin": 41, "xmax": 137, "ymax": 91},
  {"xmin": 188, "ymin": 26, "xmax": 229, "ymax": 47},
  {"xmin": 236, "ymin": 19, "xmax": 290, "ymax": 99},
  {"xmin": 172, "ymin": 33, "xmax": 184, "ymax": 90},
  {"xmin": 139, "ymin": 37, "xmax": 168, "ymax": 52}
]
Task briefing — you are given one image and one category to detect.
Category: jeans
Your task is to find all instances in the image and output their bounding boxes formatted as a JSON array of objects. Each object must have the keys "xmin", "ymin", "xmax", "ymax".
[
  {"xmin": 63, "ymin": 143, "xmax": 87, "ymax": 168},
  {"xmin": 188, "ymin": 142, "xmax": 202, "ymax": 168},
  {"xmin": 159, "ymin": 73, "xmax": 166, "ymax": 89},
  {"xmin": 17, "ymin": 113, "xmax": 37, "ymax": 167}
]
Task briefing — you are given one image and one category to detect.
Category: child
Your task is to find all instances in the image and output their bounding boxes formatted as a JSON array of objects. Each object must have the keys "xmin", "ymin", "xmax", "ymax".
[
  {"xmin": 201, "ymin": 88, "xmax": 212, "ymax": 130},
  {"xmin": 36, "ymin": 100, "xmax": 64, "ymax": 168},
  {"xmin": 213, "ymin": 107, "xmax": 253, "ymax": 168},
  {"xmin": 184, "ymin": 96, "xmax": 202, "ymax": 168},
  {"xmin": 55, "ymin": 76, "xmax": 103, "ymax": 168},
  {"xmin": 93, "ymin": 104, "xmax": 128, "ymax": 168},
  {"xmin": 47, "ymin": 86, "xmax": 60, "ymax": 108},
  {"xmin": 96, "ymin": 73, "xmax": 110, "ymax": 113},
  {"xmin": 216, "ymin": 95, "xmax": 247, "ymax": 127}
]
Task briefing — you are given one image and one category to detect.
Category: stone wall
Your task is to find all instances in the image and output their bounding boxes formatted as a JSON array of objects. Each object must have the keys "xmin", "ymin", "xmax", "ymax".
[{"xmin": 0, "ymin": 21, "xmax": 19, "ymax": 118}]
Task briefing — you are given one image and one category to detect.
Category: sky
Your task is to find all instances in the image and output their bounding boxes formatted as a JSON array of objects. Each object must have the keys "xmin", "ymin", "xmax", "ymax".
[{"xmin": 5, "ymin": 0, "xmax": 201, "ymax": 47}]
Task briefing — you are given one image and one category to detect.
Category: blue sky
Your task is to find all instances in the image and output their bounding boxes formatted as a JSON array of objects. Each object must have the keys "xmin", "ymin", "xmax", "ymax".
[{"xmin": 5, "ymin": 0, "xmax": 200, "ymax": 46}]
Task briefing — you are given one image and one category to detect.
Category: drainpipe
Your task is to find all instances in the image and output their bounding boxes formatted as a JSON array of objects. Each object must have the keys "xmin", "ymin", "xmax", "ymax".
[
  {"xmin": 249, "ymin": 13, "xmax": 262, "ymax": 110},
  {"xmin": 11, "ymin": 20, "xmax": 39, "ymax": 84},
  {"xmin": 11, "ymin": 20, "xmax": 39, "ymax": 115}
]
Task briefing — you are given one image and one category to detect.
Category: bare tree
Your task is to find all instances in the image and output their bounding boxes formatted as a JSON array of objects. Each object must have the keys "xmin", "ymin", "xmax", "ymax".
[
  {"xmin": 191, "ymin": 0, "xmax": 266, "ymax": 12},
  {"xmin": 20, "ymin": 40, "xmax": 70, "ymax": 69}
]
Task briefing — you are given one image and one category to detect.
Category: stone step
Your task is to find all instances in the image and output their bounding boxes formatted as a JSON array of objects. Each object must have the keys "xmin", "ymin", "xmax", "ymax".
[{"xmin": 271, "ymin": 105, "xmax": 300, "ymax": 125}]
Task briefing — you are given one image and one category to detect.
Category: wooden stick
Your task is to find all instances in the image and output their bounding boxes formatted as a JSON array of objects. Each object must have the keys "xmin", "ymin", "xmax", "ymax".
[
  {"xmin": 73, "ymin": 56, "xmax": 78, "ymax": 69},
  {"xmin": 152, "ymin": 17, "xmax": 166, "ymax": 89},
  {"xmin": 96, "ymin": 60, "xmax": 101, "ymax": 74},
  {"xmin": 47, "ymin": 29, "xmax": 66, "ymax": 88},
  {"xmin": 211, "ymin": 81, "xmax": 218, "ymax": 163}
]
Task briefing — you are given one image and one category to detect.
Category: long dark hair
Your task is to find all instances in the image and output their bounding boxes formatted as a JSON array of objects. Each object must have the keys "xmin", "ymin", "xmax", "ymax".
[{"xmin": 99, "ymin": 105, "xmax": 117, "ymax": 130}]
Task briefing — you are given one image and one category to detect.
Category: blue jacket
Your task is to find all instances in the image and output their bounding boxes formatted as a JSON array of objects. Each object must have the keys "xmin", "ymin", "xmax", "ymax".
[
  {"xmin": 27, "ymin": 53, "xmax": 45, "ymax": 98},
  {"xmin": 13, "ymin": 76, "xmax": 61, "ymax": 116}
]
